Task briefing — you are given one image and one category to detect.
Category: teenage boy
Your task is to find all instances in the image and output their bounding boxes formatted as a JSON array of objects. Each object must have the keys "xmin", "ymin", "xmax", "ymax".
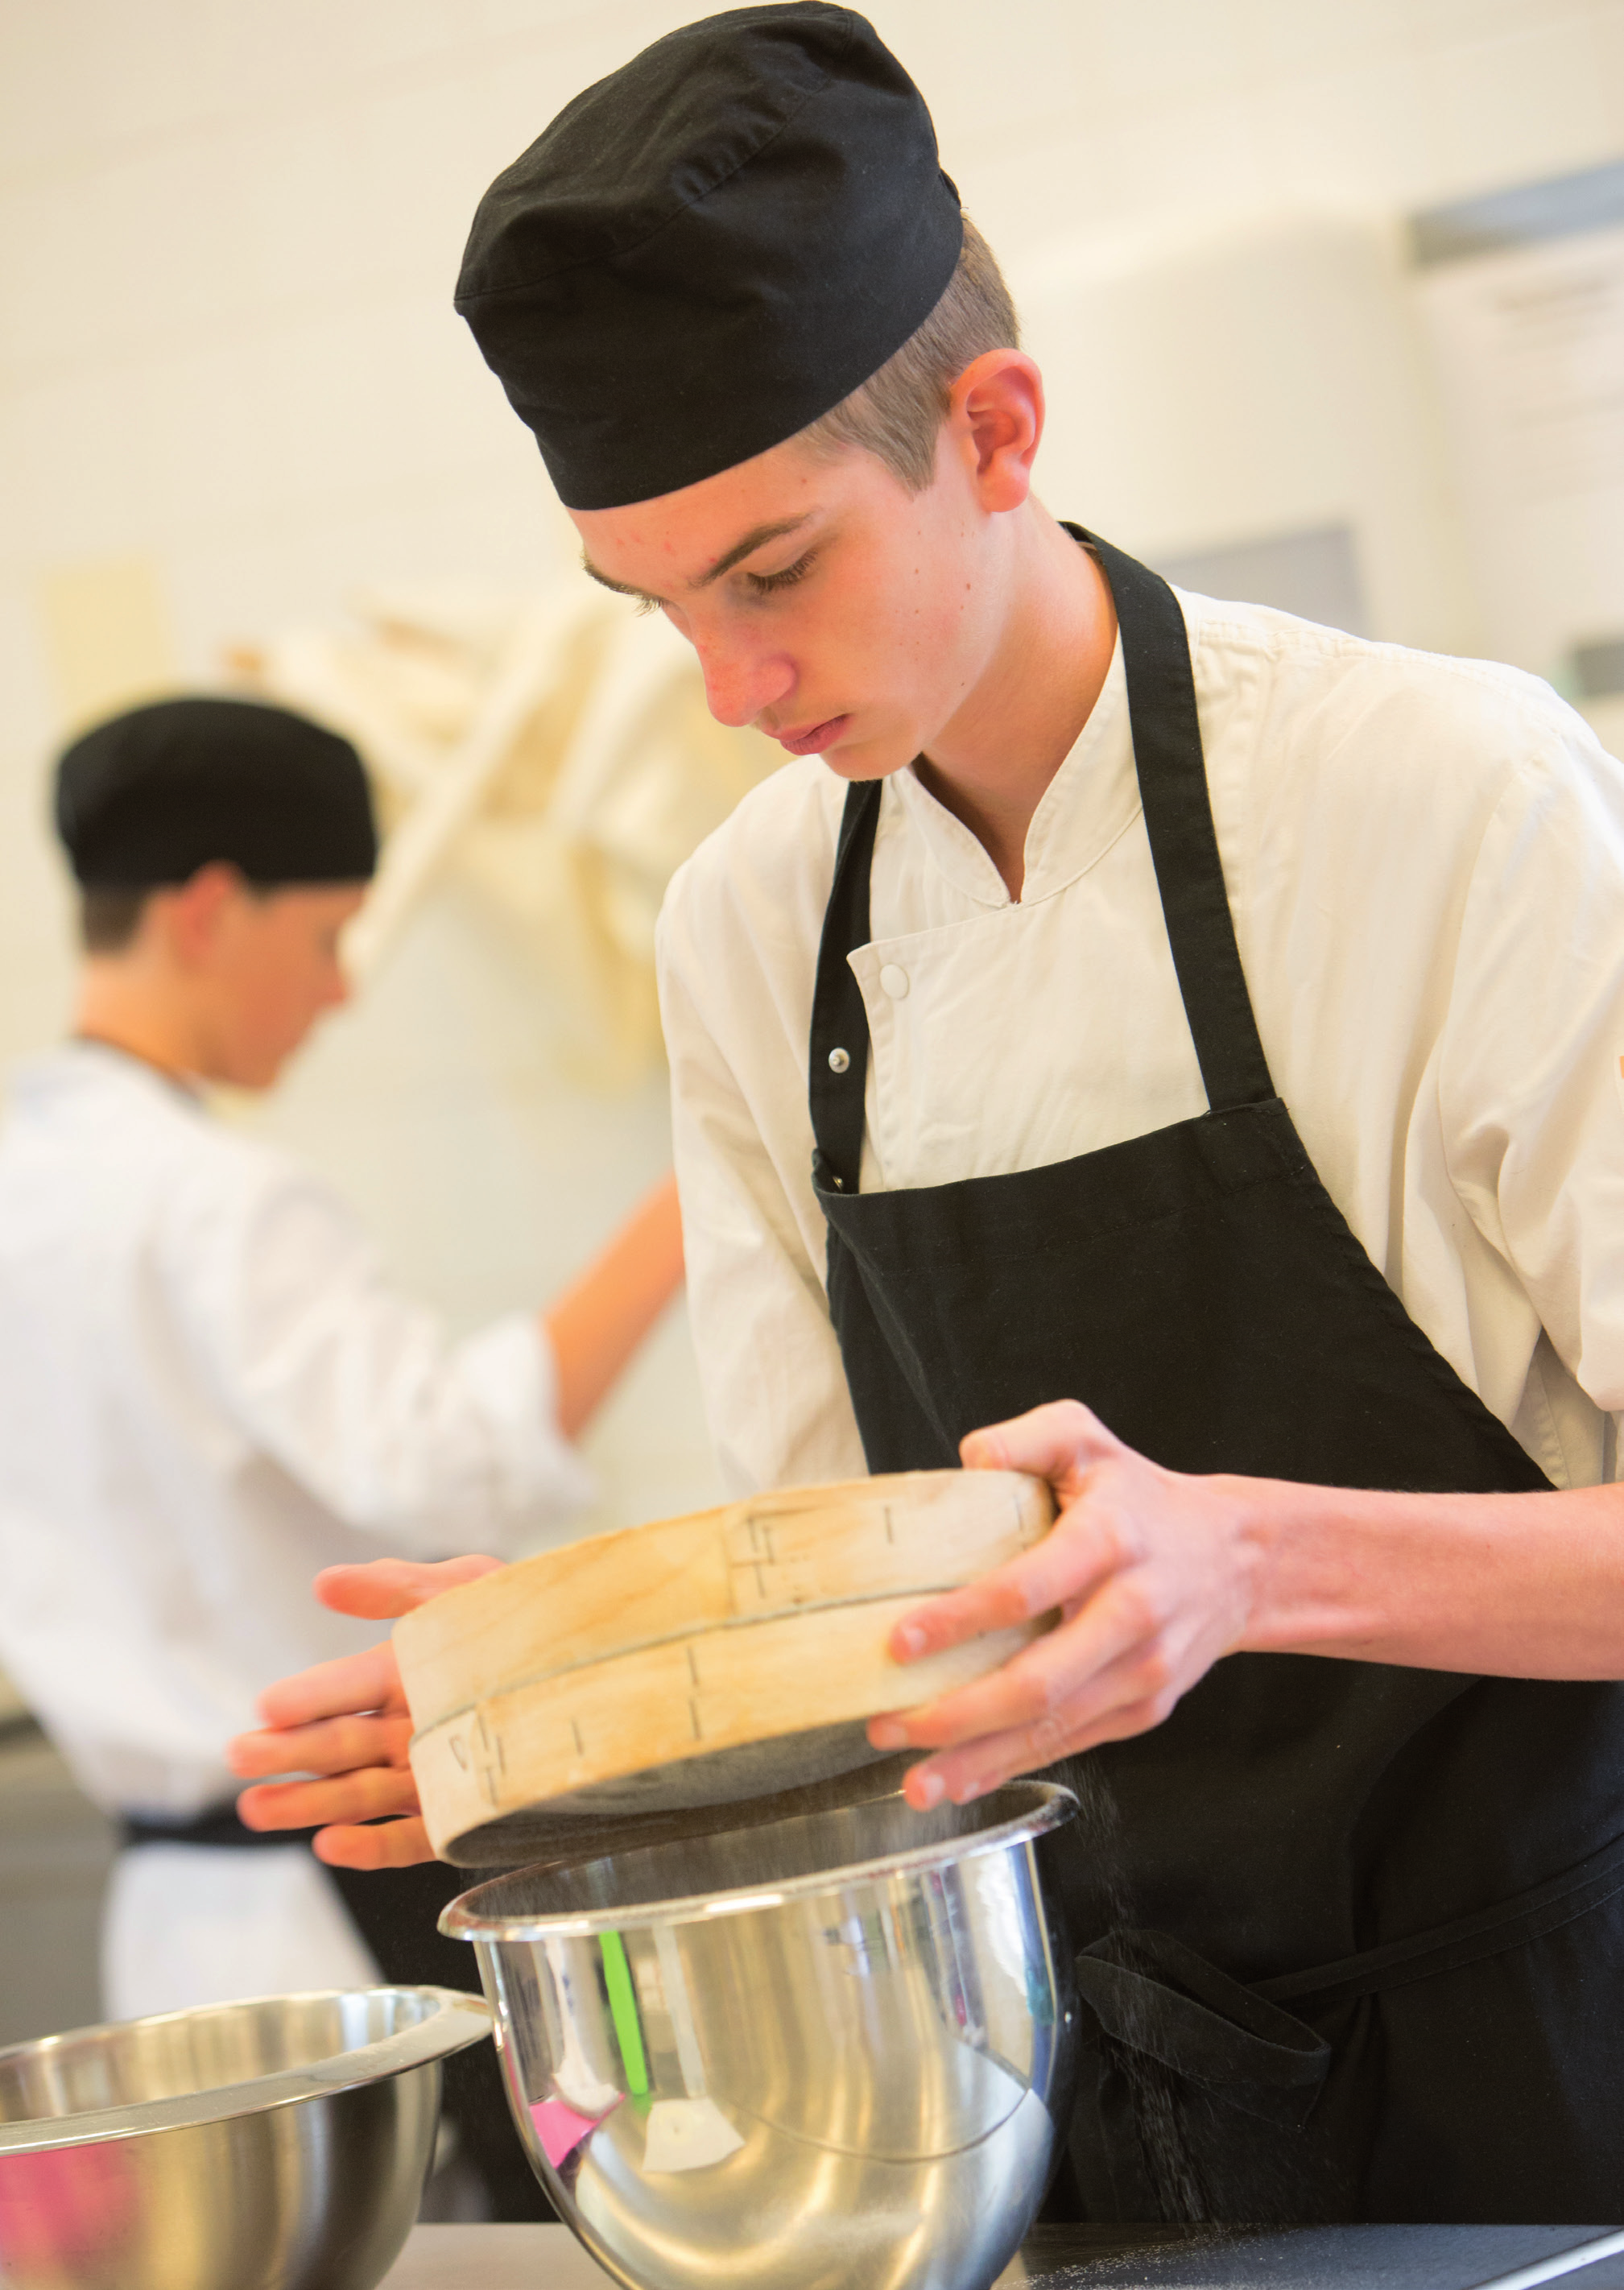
[{"xmin": 233, "ymin": 7, "xmax": 1624, "ymax": 2226}]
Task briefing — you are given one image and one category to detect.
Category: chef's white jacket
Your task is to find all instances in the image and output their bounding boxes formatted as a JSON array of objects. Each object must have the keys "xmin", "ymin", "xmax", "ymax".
[
  {"xmin": 659, "ymin": 591, "xmax": 1624, "ymax": 1503},
  {"xmin": 0, "ymin": 1041, "xmax": 593, "ymax": 2015}
]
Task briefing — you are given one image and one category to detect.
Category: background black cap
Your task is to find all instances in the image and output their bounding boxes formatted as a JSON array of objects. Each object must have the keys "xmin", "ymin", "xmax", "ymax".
[
  {"xmin": 55, "ymin": 697, "xmax": 379, "ymax": 890},
  {"xmin": 456, "ymin": 4, "xmax": 964, "ymax": 510}
]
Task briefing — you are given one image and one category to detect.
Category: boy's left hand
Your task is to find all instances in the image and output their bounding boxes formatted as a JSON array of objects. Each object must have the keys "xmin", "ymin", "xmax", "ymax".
[{"xmin": 227, "ymin": 1554, "xmax": 502, "ymax": 1868}]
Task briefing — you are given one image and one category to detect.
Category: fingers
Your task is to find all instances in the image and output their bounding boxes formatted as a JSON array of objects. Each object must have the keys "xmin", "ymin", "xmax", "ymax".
[
  {"xmin": 873, "ymin": 1565, "xmax": 1163, "ymax": 1755},
  {"xmin": 900, "ymin": 1673, "xmax": 1171, "ymax": 1808},
  {"xmin": 312, "ymin": 1817, "xmax": 438, "ymax": 1871},
  {"xmin": 897, "ymin": 1631, "xmax": 1181, "ymax": 1805},
  {"xmin": 227, "ymin": 1709, "xmax": 411, "ymax": 1783},
  {"xmin": 960, "ymin": 1398, "xmax": 1121, "ymax": 1480},
  {"xmin": 312, "ymin": 1554, "xmax": 503, "ymax": 1622},
  {"xmin": 886, "ymin": 1499, "xmax": 1123, "ymax": 1663},
  {"xmin": 223, "ymin": 1553, "xmax": 494, "ymax": 1878},
  {"xmin": 246, "ymin": 1641, "xmax": 405, "ymax": 1734},
  {"xmin": 237, "ymin": 1761, "xmax": 420, "ymax": 1833}
]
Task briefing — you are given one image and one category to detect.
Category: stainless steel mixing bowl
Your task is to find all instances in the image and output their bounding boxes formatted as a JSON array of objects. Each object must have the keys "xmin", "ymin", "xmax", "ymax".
[
  {"xmin": 443, "ymin": 1774, "xmax": 1079, "ymax": 2290},
  {"xmin": 0, "ymin": 1984, "xmax": 490, "ymax": 2290}
]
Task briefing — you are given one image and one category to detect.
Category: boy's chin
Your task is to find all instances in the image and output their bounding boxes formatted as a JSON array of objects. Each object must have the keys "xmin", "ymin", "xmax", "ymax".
[
  {"xmin": 211, "ymin": 1044, "xmax": 297, "ymax": 1093},
  {"xmin": 817, "ymin": 729, "xmax": 917, "ymax": 784}
]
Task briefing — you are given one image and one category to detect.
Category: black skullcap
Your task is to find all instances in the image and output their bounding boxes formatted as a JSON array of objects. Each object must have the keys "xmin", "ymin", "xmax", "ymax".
[
  {"xmin": 55, "ymin": 697, "xmax": 378, "ymax": 889},
  {"xmin": 456, "ymin": 3, "xmax": 964, "ymax": 510}
]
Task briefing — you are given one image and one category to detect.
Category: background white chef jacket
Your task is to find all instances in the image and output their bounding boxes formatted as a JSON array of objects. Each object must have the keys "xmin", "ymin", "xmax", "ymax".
[
  {"xmin": 659, "ymin": 589, "xmax": 1624, "ymax": 1503},
  {"xmin": 0, "ymin": 1041, "xmax": 594, "ymax": 2015}
]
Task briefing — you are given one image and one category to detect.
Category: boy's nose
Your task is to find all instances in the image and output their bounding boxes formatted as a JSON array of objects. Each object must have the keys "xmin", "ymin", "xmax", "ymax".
[{"xmin": 696, "ymin": 639, "xmax": 795, "ymax": 731}]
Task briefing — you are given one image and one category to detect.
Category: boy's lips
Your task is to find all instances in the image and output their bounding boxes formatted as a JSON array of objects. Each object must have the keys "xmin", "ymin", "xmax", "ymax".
[{"xmin": 772, "ymin": 713, "xmax": 851, "ymax": 756}]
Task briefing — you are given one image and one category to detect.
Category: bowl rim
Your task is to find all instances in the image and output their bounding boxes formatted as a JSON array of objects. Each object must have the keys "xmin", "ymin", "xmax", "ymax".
[
  {"xmin": 438, "ymin": 1776, "xmax": 1078, "ymax": 1941},
  {"xmin": 0, "ymin": 1984, "xmax": 491, "ymax": 2157}
]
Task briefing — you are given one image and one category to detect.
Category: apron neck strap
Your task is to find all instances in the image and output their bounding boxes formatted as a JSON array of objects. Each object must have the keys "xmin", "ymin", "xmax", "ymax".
[
  {"xmin": 810, "ymin": 777, "xmax": 882, "ymax": 1194},
  {"xmin": 1076, "ymin": 527, "xmax": 1274, "ymax": 1113}
]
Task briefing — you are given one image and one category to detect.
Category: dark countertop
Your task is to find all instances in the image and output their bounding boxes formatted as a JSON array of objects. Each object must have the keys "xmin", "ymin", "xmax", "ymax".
[{"xmin": 381, "ymin": 2222, "xmax": 1624, "ymax": 2290}]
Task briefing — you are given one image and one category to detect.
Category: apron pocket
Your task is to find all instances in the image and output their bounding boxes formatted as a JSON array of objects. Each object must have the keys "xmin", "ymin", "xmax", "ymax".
[
  {"xmin": 1077, "ymin": 1928, "xmax": 1330, "ymax": 2127},
  {"xmin": 1067, "ymin": 1835, "xmax": 1624, "ymax": 2225}
]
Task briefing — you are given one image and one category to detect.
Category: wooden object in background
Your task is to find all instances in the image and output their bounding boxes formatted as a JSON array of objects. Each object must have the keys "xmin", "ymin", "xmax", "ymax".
[{"xmin": 398, "ymin": 1469, "xmax": 1055, "ymax": 1862}]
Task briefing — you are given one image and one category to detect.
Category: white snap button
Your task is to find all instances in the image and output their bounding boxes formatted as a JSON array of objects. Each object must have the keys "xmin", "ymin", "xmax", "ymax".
[
  {"xmin": 878, "ymin": 964, "xmax": 909, "ymax": 999},
  {"xmin": 828, "ymin": 1047, "xmax": 850, "ymax": 1073}
]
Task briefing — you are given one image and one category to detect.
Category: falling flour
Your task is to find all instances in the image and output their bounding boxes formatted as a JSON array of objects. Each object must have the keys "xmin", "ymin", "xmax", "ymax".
[{"xmin": 1065, "ymin": 1754, "xmax": 1217, "ymax": 2226}]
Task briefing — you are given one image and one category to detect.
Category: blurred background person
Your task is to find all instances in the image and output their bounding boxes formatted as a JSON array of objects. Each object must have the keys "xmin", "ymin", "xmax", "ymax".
[{"xmin": 0, "ymin": 692, "xmax": 683, "ymax": 2214}]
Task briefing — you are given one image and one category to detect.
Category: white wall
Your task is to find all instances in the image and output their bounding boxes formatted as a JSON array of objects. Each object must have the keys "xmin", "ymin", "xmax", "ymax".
[{"xmin": 2, "ymin": 0, "xmax": 1622, "ymax": 1532}]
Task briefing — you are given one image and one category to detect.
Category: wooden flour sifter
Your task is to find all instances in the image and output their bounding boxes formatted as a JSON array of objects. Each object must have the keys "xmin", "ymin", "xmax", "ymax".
[{"xmin": 395, "ymin": 1469, "xmax": 1056, "ymax": 1864}]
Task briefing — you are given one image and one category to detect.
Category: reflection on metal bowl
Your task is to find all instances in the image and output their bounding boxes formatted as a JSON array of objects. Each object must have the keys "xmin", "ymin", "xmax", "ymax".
[
  {"xmin": 443, "ymin": 1777, "xmax": 1078, "ymax": 2290},
  {"xmin": 0, "ymin": 1985, "xmax": 490, "ymax": 2290}
]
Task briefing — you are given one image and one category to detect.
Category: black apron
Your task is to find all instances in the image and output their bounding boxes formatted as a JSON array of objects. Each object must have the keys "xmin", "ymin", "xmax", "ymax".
[{"xmin": 808, "ymin": 533, "xmax": 1624, "ymax": 2225}]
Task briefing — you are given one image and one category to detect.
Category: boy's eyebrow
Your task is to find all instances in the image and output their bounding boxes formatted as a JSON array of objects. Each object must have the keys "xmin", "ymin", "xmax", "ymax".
[
  {"xmin": 580, "ymin": 559, "xmax": 654, "ymax": 601},
  {"xmin": 581, "ymin": 513, "xmax": 815, "ymax": 604},
  {"xmin": 692, "ymin": 514, "xmax": 813, "ymax": 586}
]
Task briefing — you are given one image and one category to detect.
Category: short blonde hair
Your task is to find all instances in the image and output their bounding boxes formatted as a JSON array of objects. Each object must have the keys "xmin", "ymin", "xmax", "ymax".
[{"xmin": 800, "ymin": 217, "xmax": 1021, "ymax": 494}]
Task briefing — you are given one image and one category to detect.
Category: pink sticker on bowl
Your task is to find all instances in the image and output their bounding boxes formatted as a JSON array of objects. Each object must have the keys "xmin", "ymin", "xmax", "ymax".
[{"xmin": 530, "ymin": 2096, "xmax": 614, "ymax": 2167}]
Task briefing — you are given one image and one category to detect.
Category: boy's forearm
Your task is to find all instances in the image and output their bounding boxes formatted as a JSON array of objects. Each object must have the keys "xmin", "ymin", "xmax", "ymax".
[{"xmin": 1239, "ymin": 1474, "xmax": 1624, "ymax": 1679}]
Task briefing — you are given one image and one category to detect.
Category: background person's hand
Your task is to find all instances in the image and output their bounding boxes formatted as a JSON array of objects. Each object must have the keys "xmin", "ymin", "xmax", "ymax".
[
  {"xmin": 866, "ymin": 1401, "xmax": 1269, "ymax": 1810},
  {"xmin": 227, "ymin": 1554, "xmax": 502, "ymax": 1868}
]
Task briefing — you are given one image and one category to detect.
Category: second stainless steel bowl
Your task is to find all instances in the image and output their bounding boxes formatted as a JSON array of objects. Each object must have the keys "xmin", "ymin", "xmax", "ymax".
[
  {"xmin": 444, "ymin": 1775, "xmax": 1079, "ymax": 2290},
  {"xmin": 0, "ymin": 1984, "xmax": 491, "ymax": 2290}
]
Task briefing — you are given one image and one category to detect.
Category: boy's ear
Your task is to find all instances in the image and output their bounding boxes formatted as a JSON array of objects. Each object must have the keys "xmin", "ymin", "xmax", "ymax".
[
  {"xmin": 949, "ymin": 350, "xmax": 1045, "ymax": 513},
  {"xmin": 159, "ymin": 863, "xmax": 246, "ymax": 966}
]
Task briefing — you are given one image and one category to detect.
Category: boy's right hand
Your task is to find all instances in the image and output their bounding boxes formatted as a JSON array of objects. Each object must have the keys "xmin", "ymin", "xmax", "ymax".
[{"xmin": 227, "ymin": 1554, "xmax": 502, "ymax": 1869}]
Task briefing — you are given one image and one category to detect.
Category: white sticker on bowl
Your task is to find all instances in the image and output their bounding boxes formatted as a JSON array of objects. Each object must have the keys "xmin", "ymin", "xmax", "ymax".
[{"xmin": 642, "ymin": 2096, "xmax": 745, "ymax": 2174}]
